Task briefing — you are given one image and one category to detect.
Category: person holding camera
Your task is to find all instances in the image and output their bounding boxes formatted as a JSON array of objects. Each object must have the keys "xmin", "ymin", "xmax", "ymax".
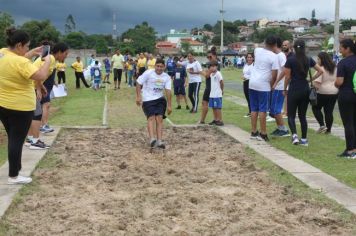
[{"xmin": 0, "ymin": 28, "xmax": 51, "ymax": 184}]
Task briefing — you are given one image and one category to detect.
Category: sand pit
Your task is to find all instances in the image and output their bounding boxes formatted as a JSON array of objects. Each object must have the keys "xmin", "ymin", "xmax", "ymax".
[{"xmin": 3, "ymin": 127, "xmax": 356, "ymax": 235}]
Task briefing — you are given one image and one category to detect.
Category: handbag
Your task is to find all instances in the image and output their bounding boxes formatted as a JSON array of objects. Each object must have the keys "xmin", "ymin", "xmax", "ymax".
[{"xmin": 309, "ymin": 69, "xmax": 318, "ymax": 106}]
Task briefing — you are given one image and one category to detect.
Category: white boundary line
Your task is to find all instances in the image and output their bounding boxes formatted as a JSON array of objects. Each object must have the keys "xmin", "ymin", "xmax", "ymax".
[{"xmin": 102, "ymin": 81, "xmax": 108, "ymax": 127}]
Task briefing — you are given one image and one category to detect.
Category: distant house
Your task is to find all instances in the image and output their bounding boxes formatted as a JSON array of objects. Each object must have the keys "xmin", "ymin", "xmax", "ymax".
[
  {"xmin": 155, "ymin": 41, "xmax": 179, "ymax": 55},
  {"xmin": 166, "ymin": 29, "xmax": 191, "ymax": 44},
  {"xmin": 266, "ymin": 21, "xmax": 289, "ymax": 28},
  {"xmin": 297, "ymin": 33, "xmax": 327, "ymax": 50},
  {"xmin": 178, "ymin": 38, "xmax": 204, "ymax": 54},
  {"xmin": 343, "ymin": 26, "xmax": 356, "ymax": 37}
]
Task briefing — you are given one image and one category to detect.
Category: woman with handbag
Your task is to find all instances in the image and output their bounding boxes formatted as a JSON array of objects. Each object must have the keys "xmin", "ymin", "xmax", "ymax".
[
  {"xmin": 312, "ymin": 52, "xmax": 338, "ymax": 134},
  {"xmin": 283, "ymin": 40, "xmax": 323, "ymax": 146},
  {"xmin": 335, "ymin": 39, "xmax": 356, "ymax": 158}
]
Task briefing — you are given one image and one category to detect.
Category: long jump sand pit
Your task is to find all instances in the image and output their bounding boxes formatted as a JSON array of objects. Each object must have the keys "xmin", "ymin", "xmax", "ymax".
[{"xmin": 3, "ymin": 127, "xmax": 356, "ymax": 235}]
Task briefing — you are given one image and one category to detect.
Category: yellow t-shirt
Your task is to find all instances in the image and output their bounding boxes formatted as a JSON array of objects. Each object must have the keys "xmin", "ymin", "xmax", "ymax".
[
  {"xmin": 126, "ymin": 62, "xmax": 133, "ymax": 71},
  {"xmin": 33, "ymin": 55, "xmax": 56, "ymax": 74},
  {"xmin": 56, "ymin": 62, "xmax": 66, "ymax": 72},
  {"xmin": 137, "ymin": 58, "xmax": 147, "ymax": 68},
  {"xmin": 0, "ymin": 48, "xmax": 38, "ymax": 111},
  {"xmin": 71, "ymin": 61, "xmax": 84, "ymax": 72},
  {"xmin": 147, "ymin": 59, "xmax": 156, "ymax": 70},
  {"xmin": 111, "ymin": 54, "xmax": 124, "ymax": 69}
]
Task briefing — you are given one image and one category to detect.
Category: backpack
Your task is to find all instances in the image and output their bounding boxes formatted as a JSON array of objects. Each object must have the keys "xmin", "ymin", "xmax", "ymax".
[{"xmin": 93, "ymin": 67, "xmax": 100, "ymax": 77}]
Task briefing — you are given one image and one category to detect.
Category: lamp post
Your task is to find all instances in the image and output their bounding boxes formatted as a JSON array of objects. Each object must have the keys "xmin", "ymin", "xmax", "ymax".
[
  {"xmin": 220, "ymin": 0, "xmax": 225, "ymax": 54},
  {"xmin": 333, "ymin": 0, "xmax": 340, "ymax": 54}
]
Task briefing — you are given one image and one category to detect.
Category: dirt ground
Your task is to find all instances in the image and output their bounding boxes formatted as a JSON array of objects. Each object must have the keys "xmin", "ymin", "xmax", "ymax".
[{"xmin": 3, "ymin": 127, "xmax": 356, "ymax": 235}]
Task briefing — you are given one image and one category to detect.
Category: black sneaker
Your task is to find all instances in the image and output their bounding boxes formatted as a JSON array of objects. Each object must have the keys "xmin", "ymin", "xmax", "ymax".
[
  {"xmin": 257, "ymin": 133, "xmax": 269, "ymax": 141},
  {"xmin": 270, "ymin": 128, "xmax": 280, "ymax": 136},
  {"xmin": 29, "ymin": 140, "xmax": 50, "ymax": 150},
  {"xmin": 150, "ymin": 140, "xmax": 157, "ymax": 148},
  {"xmin": 176, "ymin": 105, "xmax": 181, "ymax": 109},
  {"xmin": 215, "ymin": 121, "xmax": 224, "ymax": 126},
  {"xmin": 186, "ymin": 105, "xmax": 190, "ymax": 110},
  {"xmin": 209, "ymin": 120, "xmax": 216, "ymax": 125},
  {"xmin": 250, "ymin": 131, "xmax": 259, "ymax": 140},
  {"xmin": 157, "ymin": 142, "xmax": 166, "ymax": 149},
  {"xmin": 337, "ymin": 150, "xmax": 356, "ymax": 159}
]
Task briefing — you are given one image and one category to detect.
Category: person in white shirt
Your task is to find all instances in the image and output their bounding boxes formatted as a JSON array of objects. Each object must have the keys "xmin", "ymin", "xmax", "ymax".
[
  {"xmin": 270, "ymin": 37, "xmax": 290, "ymax": 137},
  {"xmin": 249, "ymin": 35, "xmax": 279, "ymax": 141},
  {"xmin": 136, "ymin": 59, "xmax": 172, "ymax": 149},
  {"xmin": 242, "ymin": 53, "xmax": 254, "ymax": 117},
  {"xmin": 186, "ymin": 53, "xmax": 203, "ymax": 113},
  {"xmin": 208, "ymin": 60, "xmax": 224, "ymax": 126}
]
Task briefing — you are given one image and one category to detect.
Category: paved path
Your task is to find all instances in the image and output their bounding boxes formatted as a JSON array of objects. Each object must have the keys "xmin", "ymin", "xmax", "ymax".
[
  {"xmin": 0, "ymin": 129, "xmax": 61, "ymax": 218},
  {"xmin": 225, "ymin": 95, "xmax": 345, "ymax": 140}
]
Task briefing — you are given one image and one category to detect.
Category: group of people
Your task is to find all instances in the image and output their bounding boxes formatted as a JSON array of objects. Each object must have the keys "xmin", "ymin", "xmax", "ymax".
[
  {"xmin": 0, "ymin": 28, "xmax": 69, "ymax": 184},
  {"xmin": 241, "ymin": 35, "xmax": 356, "ymax": 158}
]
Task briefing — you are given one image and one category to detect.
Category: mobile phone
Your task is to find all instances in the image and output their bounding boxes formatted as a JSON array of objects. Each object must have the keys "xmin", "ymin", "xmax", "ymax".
[{"xmin": 41, "ymin": 45, "xmax": 50, "ymax": 60}]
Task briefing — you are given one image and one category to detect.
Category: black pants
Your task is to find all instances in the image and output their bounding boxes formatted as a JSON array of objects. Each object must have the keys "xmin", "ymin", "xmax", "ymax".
[
  {"xmin": 243, "ymin": 80, "xmax": 251, "ymax": 113},
  {"xmin": 287, "ymin": 88, "xmax": 309, "ymax": 139},
  {"xmin": 188, "ymin": 82, "xmax": 201, "ymax": 112},
  {"xmin": 57, "ymin": 71, "xmax": 66, "ymax": 84},
  {"xmin": 75, "ymin": 72, "xmax": 89, "ymax": 88},
  {"xmin": 312, "ymin": 94, "xmax": 338, "ymax": 132},
  {"xmin": 0, "ymin": 107, "xmax": 33, "ymax": 177},
  {"xmin": 113, "ymin": 69, "xmax": 123, "ymax": 81},
  {"xmin": 338, "ymin": 92, "xmax": 356, "ymax": 151}
]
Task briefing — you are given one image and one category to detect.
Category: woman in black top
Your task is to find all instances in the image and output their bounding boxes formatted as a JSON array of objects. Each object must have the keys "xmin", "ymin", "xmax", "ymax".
[
  {"xmin": 335, "ymin": 39, "xmax": 356, "ymax": 158},
  {"xmin": 284, "ymin": 39, "xmax": 323, "ymax": 146}
]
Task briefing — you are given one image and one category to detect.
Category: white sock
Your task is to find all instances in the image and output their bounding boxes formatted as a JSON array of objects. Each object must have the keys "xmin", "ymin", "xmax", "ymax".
[{"xmin": 32, "ymin": 138, "xmax": 39, "ymax": 143}]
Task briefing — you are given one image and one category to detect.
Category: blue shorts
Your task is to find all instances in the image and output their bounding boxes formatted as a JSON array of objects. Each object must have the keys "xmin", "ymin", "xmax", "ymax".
[
  {"xmin": 209, "ymin": 97, "xmax": 222, "ymax": 109},
  {"xmin": 174, "ymin": 82, "xmax": 186, "ymax": 95},
  {"xmin": 142, "ymin": 97, "xmax": 167, "ymax": 119},
  {"xmin": 249, "ymin": 89, "xmax": 270, "ymax": 113},
  {"xmin": 270, "ymin": 90, "xmax": 285, "ymax": 116}
]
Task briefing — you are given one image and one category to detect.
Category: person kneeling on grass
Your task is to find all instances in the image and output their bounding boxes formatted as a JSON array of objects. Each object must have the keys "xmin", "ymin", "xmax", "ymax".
[
  {"xmin": 208, "ymin": 60, "xmax": 224, "ymax": 126},
  {"xmin": 136, "ymin": 59, "xmax": 172, "ymax": 149}
]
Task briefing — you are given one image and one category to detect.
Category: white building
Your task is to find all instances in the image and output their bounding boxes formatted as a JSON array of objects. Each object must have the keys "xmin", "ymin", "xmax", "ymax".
[
  {"xmin": 166, "ymin": 29, "xmax": 191, "ymax": 44},
  {"xmin": 343, "ymin": 26, "xmax": 356, "ymax": 37}
]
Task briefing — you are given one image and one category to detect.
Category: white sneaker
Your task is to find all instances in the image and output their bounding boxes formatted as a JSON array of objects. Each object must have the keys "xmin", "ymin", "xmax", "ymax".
[
  {"xmin": 292, "ymin": 134, "xmax": 299, "ymax": 145},
  {"xmin": 8, "ymin": 176, "xmax": 32, "ymax": 185},
  {"xmin": 266, "ymin": 116, "xmax": 275, "ymax": 122}
]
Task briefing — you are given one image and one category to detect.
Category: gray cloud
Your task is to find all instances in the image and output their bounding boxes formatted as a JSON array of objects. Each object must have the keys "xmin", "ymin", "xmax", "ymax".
[{"xmin": 1, "ymin": 0, "xmax": 353, "ymax": 35}]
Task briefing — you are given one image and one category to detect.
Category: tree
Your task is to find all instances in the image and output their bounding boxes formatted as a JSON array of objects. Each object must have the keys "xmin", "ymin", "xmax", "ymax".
[
  {"xmin": 63, "ymin": 31, "xmax": 86, "ymax": 49},
  {"xmin": 121, "ymin": 22, "xmax": 156, "ymax": 53},
  {"xmin": 203, "ymin": 24, "xmax": 213, "ymax": 31},
  {"xmin": 340, "ymin": 18, "xmax": 356, "ymax": 31},
  {"xmin": 64, "ymin": 14, "xmax": 76, "ymax": 34},
  {"xmin": 0, "ymin": 12, "xmax": 14, "ymax": 47},
  {"xmin": 180, "ymin": 41, "xmax": 191, "ymax": 53},
  {"xmin": 20, "ymin": 20, "xmax": 60, "ymax": 47},
  {"xmin": 251, "ymin": 28, "xmax": 293, "ymax": 43},
  {"xmin": 323, "ymin": 24, "xmax": 334, "ymax": 34},
  {"xmin": 212, "ymin": 31, "xmax": 238, "ymax": 46},
  {"xmin": 311, "ymin": 9, "xmax": 318, "ymax": 26}
]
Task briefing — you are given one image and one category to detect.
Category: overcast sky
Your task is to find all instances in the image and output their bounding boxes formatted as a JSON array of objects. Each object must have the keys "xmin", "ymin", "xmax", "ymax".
[{"xmin": 1, "ymin": 0, "xmax": 354, "ymax": 35}]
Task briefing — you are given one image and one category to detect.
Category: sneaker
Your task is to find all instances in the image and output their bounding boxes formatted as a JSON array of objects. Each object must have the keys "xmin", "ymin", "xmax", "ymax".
[
  {"xmin": 29, "ymin": 140, "xmax": 50, "ymax": 150},
  {"xmin": 250, "ymin": 131, "xmax": 260, "ymax": 140},
  {"xmin": 299, "ymin": 139, "xmax": 309, "ymax": 147},
  {"xmin": 266, "ymin": 115, "xmax": 275, "ymax": 122},
  {"xmin": 24, "ymin": 138, "xmax": 32, "ymax": 147},
  {"xmin": 275, "ymin": 130, "xmax": 290, "ymax": 137},
  {"xmin": 317, "ymin": 126, "xmax": 327, "ymax": 134},
  {"xmin": 243, "ymin": 113, "xmax": 251, "ymax": 118},
  {"xmin": 186, "ymin": 105, "xmax": 190, "ymax": 110},
  {"xmin": 257, "ymin": 133, "xmax": 269, "ymax": 141},
  {"xmin": 150, "ymin": 139, "xmax": 157, "ymax": 148},
  {"xmin": 209, "ymin": 120, "xmax": 216, "ymax": 125},
  {"xmin": 270, "ymin": 129, "xmax": 280, "ymax": 136},
  {"xmin": 292, "ymin": 135, "xmax": 299, "ymax": 145},
  {"xmin": 176, "ymin": 105, "xmax": 182, "ymax": 109},
  {"xmin": 8, "ymin": 175, "xmax": 32, "ymax": 185},
  {"xmin": 198, "ymin": 121, "xmax": 205, "ymax": 124},
  {"xmin": 157, "ymin": 141, "xmax": 166, "ymax": 149},
  {"xmin": 41, "ymin": 125, "xmax": 54, "ymax": 133},
  {"xmin": 215, "ymin": 121, "xmax": 224, "ymax": 126},
  {"xmin": 337, "ymin": 150, "xmax": 356, "ymax": 159}
]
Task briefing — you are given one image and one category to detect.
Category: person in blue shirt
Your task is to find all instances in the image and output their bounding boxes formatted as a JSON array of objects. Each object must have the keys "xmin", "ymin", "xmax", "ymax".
[
  {"xmin": 173, "ymin": 57, "xmax": 190, "ymax": 110},
  {"xmin": 102, "ymin": 54, "xmax": 111, "ymax": 84},
  {"xmin": 91, "ymin": 61, "xmax": 102, "ymax": 91},
  {"xmin": 166, "ymin": 56, "xmax": 176, "ymax": 78}
]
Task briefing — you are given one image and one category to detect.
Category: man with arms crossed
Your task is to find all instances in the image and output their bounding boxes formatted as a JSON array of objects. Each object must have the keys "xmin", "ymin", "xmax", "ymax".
[
  {"xmin": 249, "ymin": 35, "xmax": 279, "ymax": 141},
  {"xmin": 136, "ymin": 59, "xmax": 172, "ymax": 149}
]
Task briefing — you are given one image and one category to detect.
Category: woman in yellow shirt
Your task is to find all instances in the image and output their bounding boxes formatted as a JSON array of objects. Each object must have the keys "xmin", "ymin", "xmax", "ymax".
[
  {"xmin": 71, "ymin": 56, "xmax": 90, "ymax": 88},
  {"xmin": 0, "ymin": 28, "xmax": 51, "ymax": 184},
  {"xmin": 136, "ymin": 53, "xmax": 147, "ymax": 77},
  {"xmin": 56, "ymin": 61, "xmax": 66, "ymax": 84},
  {"xmin": 147, "ymin": 53, "xmax": 156, "ymax": 70}
]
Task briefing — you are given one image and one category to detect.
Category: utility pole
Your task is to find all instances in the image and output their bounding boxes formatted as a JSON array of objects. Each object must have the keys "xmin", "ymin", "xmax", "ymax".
[
  {"xmin": 112, "ymin": 12, "xmax": 117, "ymax": 41},
  {"xmin": 220, "ymin": 0, "xmax": 225, "ymax": 53},
  {"xmin": 333, "ymin": 0, "xmax": 340, "ymax": 54}
]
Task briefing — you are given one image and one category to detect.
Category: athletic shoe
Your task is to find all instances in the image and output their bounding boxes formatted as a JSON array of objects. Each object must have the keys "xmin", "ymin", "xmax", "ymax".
[
  {"xmin": 186, "ymin": 105, "xmax": 190, "ymax": 110},
  {"xmin": 8, "ymin": 176, "xmax": 32, "ymax": 185},
  {"xmin": 275, "ymin": 130, "xmax": 290, "ymax": 137},
  {"xmin": 317, "ymin": 126, "xmax": 327, "ymax": 134},
  {"xmin": 209, "ymin": 120, "xmax": 216, "ymax": 125},
  {"xmin": 299, "ymin": 139, "xmax": 309, "ymax": 147},
  {"xmin": 292, "ymin": 135, "xmax": 299, "ymax": 145},
  {"xmin": 337, "ymin": 150, "xmax": 356, "ymax": 159},
  {"xmin": 215, "ymin": 121, "xmax": 224, "ymax": 126},
  {"xmin": 266, "ymin": 115, "xmax": 275, "ymax": 122},
  {"xmin": 29, "ymin": 140, "xmax": 50, "ymax": 150},
  {"xmin": 257, "ymin": 133, "xmax": 269, "ymax": 141},
  {"xmin": 41, "ymin": 124, "xmax": 54, "ymax": 133},
  {"xmin": 24, "ymin": 138, "xmax": 32, "ymax": 147},
  {"xmin": 176, "ymin": 105, "xmax": 182, "ymax": 109},
  {"xmin": 250, "ymin": 131, "xmax": 260, "ymax": 140},
  {"xmin": 270, "ymin": 129, "xmax": 280, "ymax": 136},
  {"xmin": 198, "ymin": 121, "xmax": 205, "ymax": 124},
  {"xmin": 243, "ymin": 113, "xmax": 251, "ymax": 118},
  {"xmin": 157, "ymin": 141, "xmax": 166, "ymax": 149},
  {"xmin": 150, "ymin": 139, "xmax": 157, "ymax": 148}
]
